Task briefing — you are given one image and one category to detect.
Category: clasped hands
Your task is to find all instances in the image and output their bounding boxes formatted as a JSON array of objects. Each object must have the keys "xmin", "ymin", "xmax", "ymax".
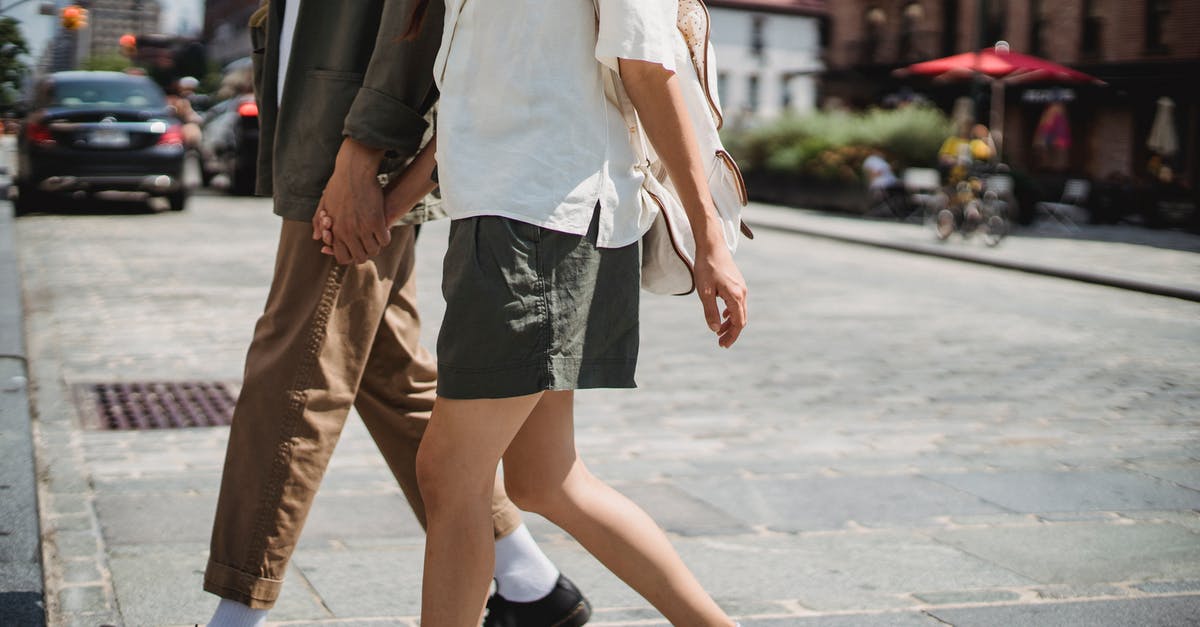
[{"xmin": 315, "ymin": 137, "xmax": 436, "ymax": 264}]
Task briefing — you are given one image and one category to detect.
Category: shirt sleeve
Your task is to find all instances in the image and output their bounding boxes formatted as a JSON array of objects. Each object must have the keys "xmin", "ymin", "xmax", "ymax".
[
  {"xmin": 594, "ymin": 0, "xmax": 678, "ymax": 74},
  {"xmin": 342, "ymin": 0, "xmax": 444, "ymax": 159}
]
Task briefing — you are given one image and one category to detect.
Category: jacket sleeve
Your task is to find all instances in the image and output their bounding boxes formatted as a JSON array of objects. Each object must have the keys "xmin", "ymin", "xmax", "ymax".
[{"xmin": 342, "ymin": 0, "xmax": 445, "ymax": 160}]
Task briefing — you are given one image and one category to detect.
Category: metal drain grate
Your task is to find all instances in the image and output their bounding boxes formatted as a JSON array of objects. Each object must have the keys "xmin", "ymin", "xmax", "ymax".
[{"xmin": 74, "ymin": 381, "xmax": 239, "ymax": 430}]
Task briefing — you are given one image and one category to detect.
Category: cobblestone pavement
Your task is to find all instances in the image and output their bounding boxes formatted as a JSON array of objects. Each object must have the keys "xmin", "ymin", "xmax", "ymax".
[{"xmin": 13, "ymin": 193, "xmax": 1200, "ymax": 626}]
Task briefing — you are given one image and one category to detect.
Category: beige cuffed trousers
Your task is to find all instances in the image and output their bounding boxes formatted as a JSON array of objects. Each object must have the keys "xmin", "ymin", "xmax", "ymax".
[{"xmin": 204, "ymin": 219, "xmax": 522, "ymax": 609}]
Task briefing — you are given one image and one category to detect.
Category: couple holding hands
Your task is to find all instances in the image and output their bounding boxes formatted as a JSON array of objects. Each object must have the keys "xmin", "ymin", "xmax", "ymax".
[{"xmin": 204, "ymin": 1, "xmax": 747, "ymax": 625}]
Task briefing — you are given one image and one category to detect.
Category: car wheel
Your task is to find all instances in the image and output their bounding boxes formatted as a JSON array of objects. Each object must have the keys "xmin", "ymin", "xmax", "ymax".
[
  {"xmin": 168, "ymin": 189, "xmax": 189, "ymax": 212},
  {"xmin": 184, "ymin": 150, "xmax": 207, "ymax": 189},
  {"xmin": 13, "ymin": 185, "xmax": 42, "ymax": 217},
  {"xmin": 229, "ymin": 163, "xmax": 256, "ymax": 196}
]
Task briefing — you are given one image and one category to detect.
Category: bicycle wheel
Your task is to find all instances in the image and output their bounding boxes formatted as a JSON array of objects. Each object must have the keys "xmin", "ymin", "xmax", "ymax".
[
  {"xmin": 983, "ymin": 214, "xmax": 1007, "ymax": 246},
  {"xmin": 935, "ymin": 209, "xmax": 956, "ymax": 240}
]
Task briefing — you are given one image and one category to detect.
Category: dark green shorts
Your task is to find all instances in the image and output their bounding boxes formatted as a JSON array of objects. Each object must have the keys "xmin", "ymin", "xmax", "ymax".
[{"xmin": 436, "ymin": 208, "xmax": 640, "ymax": 400}]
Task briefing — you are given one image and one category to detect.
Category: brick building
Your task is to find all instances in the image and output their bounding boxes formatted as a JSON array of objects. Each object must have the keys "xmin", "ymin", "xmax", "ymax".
[
  {"xmin": 83, "ymin": 0, "xmax": 162, "ymax": 58},
  {"xmin": 204, "ymin": 0, "xmax": 256, "ymax": 65},
  {"xmin": 822, "ymin": 0, "xmax": 1199, "ymax": 218}
]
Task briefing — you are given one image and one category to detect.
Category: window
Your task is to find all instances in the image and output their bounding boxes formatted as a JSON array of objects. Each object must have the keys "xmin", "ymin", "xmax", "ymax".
[
  {"xmin": 983, "ymin": 0, "xmax": 1007, "ymax": 47},
  {"xmin": 781, "ymin": 75, "xmax": 792, "ymax": 110},
  {"xmin": 900, "ymin": 2, "xmax": 925, "ymax": 60},
  {"xmin": 750, "ymin": 15, "xmax": 766, "ymax": 58},
  {"xmin": 1145, "ymin": 0, "xmax": 1170, "ymax": 53},
  {"xmin": 863, "ymin": 6, "xmax": 886, "ymax": 62},
  {"xmin": 747, "ymin": 74, "xmax": 760, "ymax": 112},
  {"xmin": 1029, "ymin": 0, "xmax": 1044, "ymax": 56},
  {"xmin": 941, "ymin": 0, "xmax": 958, "ymax": 56},
  {"xmin": 717, "ymin": 71, "xmax": 729, "ymax": 101},
  {"xmin": 1081, "ymin": 0, "xmax": 1102, "ymax": 57}
]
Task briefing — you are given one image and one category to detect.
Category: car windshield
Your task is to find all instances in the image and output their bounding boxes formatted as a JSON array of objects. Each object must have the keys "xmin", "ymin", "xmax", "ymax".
[{"xmin": 48, "ymin": 79, "xmax": 166, "ymax": 109}]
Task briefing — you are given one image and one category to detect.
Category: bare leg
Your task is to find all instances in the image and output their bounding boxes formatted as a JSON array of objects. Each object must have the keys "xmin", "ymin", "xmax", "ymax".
[
  {"xmin": 415, "ymin": 393, "xmax": 543, "ymax": 627},
  {"xmin": 503, "ymin": 392, "xmax": 732, "ymax": 626}
]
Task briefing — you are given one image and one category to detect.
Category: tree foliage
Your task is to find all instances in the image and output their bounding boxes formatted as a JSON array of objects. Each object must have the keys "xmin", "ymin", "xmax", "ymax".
[
  {"xmin": 0, "ymin": 17, "xmax": 30, "ymax": 108},
  {"xmin": 723, "ymin": 106, "xmax": 954, "ymax": 184},
  {"xmin": 83, "ymin": 53, "xmax": 133, "ymax": 73}
]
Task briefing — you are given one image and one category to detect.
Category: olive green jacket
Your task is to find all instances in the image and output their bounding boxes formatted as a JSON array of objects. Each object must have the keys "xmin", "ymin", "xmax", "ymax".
[{"xmin": 249, "ymin": 0, "xmax": 445, "ymax": 222}]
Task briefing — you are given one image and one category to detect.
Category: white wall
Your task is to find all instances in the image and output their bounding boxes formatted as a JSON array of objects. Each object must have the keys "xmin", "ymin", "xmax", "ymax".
[{"xmin": 709, "ymin": 8, "xmax": 823, "ymax": 122}]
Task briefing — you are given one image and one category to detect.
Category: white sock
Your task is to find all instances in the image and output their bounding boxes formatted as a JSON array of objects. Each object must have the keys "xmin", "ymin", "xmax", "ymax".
[
  {"xmin": 493, "ymin": 523, "xmax": 560, "ymax": 602},
  {"xmin": 207, "ymin": 598, "xmax": 268, "ymax": 627}
]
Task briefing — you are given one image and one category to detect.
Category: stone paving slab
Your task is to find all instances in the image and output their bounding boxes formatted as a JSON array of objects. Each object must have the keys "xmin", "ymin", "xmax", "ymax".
[
  {"xmin": 931, "ymin": 522, "xmax": 1200, "ymax": 584},
  {"xmin": 1130, "ymin": 464, "xmax": 1200, "ymax": 492},
  {"xmin": 926, "ymin": 469, "xmax": 1200, "ymax": 513},
  {"xmin": 924, "ymin": 595, "xmax": 1200, "ymax": 626},
  {"xmin": 741, "ymin": 613, "xmax": 945, "ymax": 626},
  {"xmin": 676, "ymin": 475, "xmax": 1011, "ymax": 532},
  {"xmin": 671, "ymin": 532, "xmax": 1036, "ymax": 612},
  {"xmin": 292, "ymin": 544, "xmax": 426, "ymax": 619},
  {"xmin": 614, "ymin": 482, "xmax": 753, "ymax": 536},
  {"xmin": 107, "ymin": 544, "xmax": 327, "ymax": 625}
]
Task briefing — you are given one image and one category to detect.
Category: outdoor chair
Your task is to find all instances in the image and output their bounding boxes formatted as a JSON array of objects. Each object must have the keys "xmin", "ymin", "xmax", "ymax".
[
  {"xmin": 1036, "ymin": 179, "xmax": 1091, "ymax": 231},
  {"xmin": 984, "ymin": 174, "xmax": 1015, "ymax": 216},
  {"xmin": 903, "ymin": 167, "xmax": 942, "ymax": 222}
]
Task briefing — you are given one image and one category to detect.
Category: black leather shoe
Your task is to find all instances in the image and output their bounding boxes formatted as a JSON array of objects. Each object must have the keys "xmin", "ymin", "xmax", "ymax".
[{"xmin": 483, "ymin": 575, "xmax": 592, "ymax": 627}]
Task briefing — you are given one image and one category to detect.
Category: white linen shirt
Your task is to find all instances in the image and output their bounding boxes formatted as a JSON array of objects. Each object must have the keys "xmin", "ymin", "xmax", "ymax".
[{"xmin": 433, "ymin": 0, "xmax": 678, "ymax": 248}]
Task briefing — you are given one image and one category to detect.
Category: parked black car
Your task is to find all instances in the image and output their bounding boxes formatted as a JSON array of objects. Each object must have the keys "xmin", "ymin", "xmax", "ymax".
[
  {"xmin": 198, "ymin": 92, "xmax": 259, "ymax": 195},
  {"xmin": 15, "ymin": 71, "xmax": 188, "ymax": 214}
]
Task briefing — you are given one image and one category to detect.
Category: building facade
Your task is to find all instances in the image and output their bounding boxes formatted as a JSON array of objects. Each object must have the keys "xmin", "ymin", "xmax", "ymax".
[
  {"xmin": 203, "ymin": 0, "xmax": 255, "ymax": 66},
  {"xmin": 823, "ymin": 0, "xmax": 1199, "ymax": 216},
  {"xmin": 83, "ymin": 0, "xmax": 162, "ymax": 58},
  {"xmin": 707, "ymin": 0, "xmax": 827, "ymax": 123}
]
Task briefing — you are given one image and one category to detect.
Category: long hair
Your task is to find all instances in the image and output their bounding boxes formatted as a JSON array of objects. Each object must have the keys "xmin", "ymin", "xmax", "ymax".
[{"xmin": 403, "ymin": 0, "xmax": 433, "ymax": 40}]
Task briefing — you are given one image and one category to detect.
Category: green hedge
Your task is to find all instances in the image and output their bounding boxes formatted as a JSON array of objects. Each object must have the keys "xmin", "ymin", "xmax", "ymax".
[{"xmin": 723, "ymin": 106, "xmax": 954, "ymax": 185}]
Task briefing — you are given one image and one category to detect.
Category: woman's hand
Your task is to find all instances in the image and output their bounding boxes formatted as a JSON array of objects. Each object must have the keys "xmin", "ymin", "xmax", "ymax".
[{"xmin": 693, "ymin": 225, "xmax": 747, "ymax": 348}]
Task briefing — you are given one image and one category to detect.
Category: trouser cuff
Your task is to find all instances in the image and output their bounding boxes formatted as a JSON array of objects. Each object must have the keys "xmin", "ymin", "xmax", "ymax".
[{"xmin": 203, "ymin": 558, "xmax": 284, "ymax": 610}]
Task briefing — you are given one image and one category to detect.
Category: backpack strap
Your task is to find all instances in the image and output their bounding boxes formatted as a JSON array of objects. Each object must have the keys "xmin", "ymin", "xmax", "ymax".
[{"xmin": 592, "ymin": 0, "xmax": 655, "ymax": 170}]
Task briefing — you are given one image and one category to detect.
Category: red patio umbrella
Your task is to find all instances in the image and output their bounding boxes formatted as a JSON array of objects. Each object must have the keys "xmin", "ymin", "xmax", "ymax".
[
  {"xmin": 895, "ymin": 44, "xmax": 1104, "ymax": 156},
  {"xmin": 898, "ymin": 46, "xmax": 1103, "ymax": 84}
]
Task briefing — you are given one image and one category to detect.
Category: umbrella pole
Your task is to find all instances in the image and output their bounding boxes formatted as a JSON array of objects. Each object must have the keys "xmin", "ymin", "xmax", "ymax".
[{"xmin": 990, "ymin": 79, "xmax": 1005, "ymax": 160}]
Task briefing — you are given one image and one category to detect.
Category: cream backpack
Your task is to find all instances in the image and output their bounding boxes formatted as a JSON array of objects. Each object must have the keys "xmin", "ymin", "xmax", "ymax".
[{"xmin": 596, "ymin": 0, "xmax": 753, "ymax": 295}]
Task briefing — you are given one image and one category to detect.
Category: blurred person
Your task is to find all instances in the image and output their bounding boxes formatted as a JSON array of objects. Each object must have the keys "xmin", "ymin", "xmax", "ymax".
[
  {"xmin": 1034, "ymin": 102, "xmax": 1071, "ymax": 171},
  {"xmin": 321, "ymin": 1, "xmax": 748, "ymax": 625},
  {"xmin": 938, "ymin": 120, "xmax": 971, "ymax": 184},
  {"xmin": 862, "ymin": 153, "xmax": 907, "ymax": 217},
  {"xmin": 166, "ymin": 79, "xmax": 203, "ymax": 149},
  {"xmin": 202, "ymin": 1, "xmax": 590, "ymax": 626},
  {"xmin": 968, "ymin": 123, "xmax": 997, "ymax": 164}
]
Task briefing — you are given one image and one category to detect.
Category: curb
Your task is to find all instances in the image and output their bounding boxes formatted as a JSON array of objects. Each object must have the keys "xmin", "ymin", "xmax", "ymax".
[
  {"xmin": 0, "ymin": 199, "xmax": 47, "ymax": 625},
  {"xmin": 751, "ymin": 219, "xmax": 1200, "ymax": 304}
]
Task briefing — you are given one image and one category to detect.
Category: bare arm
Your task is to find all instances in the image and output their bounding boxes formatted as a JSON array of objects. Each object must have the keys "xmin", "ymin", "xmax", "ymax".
[
  {"xmin": 384, "ymin": 134, "xmax": 439, "ymax": 224},
  {"xmin": 618, "ymin": 58, "xmax": 747, "ymax": 347}
]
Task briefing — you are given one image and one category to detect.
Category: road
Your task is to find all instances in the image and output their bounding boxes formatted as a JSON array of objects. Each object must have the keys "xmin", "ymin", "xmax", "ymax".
[{"xmin": 13, "ymin": 191, "xmax": 1200, "ymax": 626}]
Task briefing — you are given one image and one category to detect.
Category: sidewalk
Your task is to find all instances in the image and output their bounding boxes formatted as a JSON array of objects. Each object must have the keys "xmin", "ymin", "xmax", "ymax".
[
  {"xmin": 6, "ymin": 195, "xmax": 1200, "ymax": 626},
  {"xmin": 0, "ymin": 199, "xmax": 45, "ymax": 624},
  {"xmin": 742, "ymin": 203, "xmax": 1200, "ymax": 302}
]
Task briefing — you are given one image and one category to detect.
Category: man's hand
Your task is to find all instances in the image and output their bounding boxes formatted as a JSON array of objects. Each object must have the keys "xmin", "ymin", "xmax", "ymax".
[{"xmin": 314, "ymin": 137, "xmax": 389, "ymax": 265}]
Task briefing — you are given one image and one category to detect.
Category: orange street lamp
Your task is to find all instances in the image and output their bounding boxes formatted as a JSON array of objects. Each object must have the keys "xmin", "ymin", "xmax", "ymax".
[
  {"xmin": 119, "ymin": 33, "xmax": 136, "ymax": 56},
  {"xmin": 61, "ymin": 5, "xmax": 88, "ymax": 30}
]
